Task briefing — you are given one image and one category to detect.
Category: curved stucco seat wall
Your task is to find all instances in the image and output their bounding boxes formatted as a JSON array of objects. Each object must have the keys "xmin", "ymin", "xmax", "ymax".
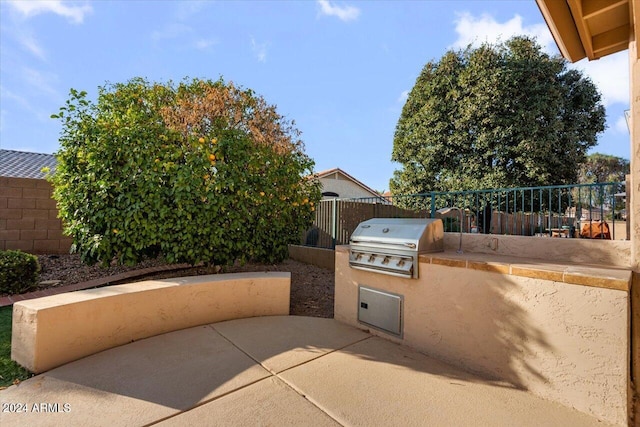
[{"xmin": 11, "ymin": 272, "xmax": 291, "ymax": 373}]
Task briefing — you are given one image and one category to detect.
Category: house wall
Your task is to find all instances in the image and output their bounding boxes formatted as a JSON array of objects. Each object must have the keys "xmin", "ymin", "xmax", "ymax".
[
  {"xmin": 630, "ymin": 38, "xmax": 640, "ymax": 423},
  {"xmin": 0, "ymin": 177, "xmax": 71, "ymax": 254},
  {"xmin": 630, "ymin": 0, "xmax": 639, "ymax": 274},
  {"xmin": 320, "ymin": 174, "xmax": 377, "ymax": 200}
]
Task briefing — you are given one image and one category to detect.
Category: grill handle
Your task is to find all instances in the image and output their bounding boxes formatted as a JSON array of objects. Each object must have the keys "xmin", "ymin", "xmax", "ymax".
[{"xmin": 350, "ymin": 239, "xmax": 416, "ymax": 249}]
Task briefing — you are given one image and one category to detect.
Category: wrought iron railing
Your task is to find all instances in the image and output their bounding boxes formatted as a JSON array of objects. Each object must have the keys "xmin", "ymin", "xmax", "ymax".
[{"xmin": 301, "ymin": 182, "xmax": 627, "ymax": 249}]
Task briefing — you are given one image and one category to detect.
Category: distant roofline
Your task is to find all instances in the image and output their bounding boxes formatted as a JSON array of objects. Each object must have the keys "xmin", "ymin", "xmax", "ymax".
[
  {"xmin": 0, "ymin": 149, "xmax": 57, "ymax": 179},
  {"xmin": 314, "ymin": 167, "xmax": 380, "ymax": 198}
]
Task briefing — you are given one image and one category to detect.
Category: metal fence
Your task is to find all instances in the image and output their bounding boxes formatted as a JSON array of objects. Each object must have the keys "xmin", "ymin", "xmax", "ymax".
[{"xmin": 301, "ymin": 182, "xmax": 627, "ymax": 248}]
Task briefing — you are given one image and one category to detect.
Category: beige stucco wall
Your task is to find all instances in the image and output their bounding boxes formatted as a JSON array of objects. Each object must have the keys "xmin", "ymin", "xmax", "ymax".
[
  {"xmin": 629, "ymin": 41, "xmax": 638, "ymax": 257},
  {"xmin": 334, "ymin": 247, "xmax": 629, "ymax": 425},
  {"xmin": 630, "ymin": 37, "xmax": 640, "ymax": 424},
  {"xmin": 12, "ymin": 272, "xmax": 291, "ymax": 373},
  {"xmin": 446, "ymin": 233, "xmax": 632, "ymax": 267}
]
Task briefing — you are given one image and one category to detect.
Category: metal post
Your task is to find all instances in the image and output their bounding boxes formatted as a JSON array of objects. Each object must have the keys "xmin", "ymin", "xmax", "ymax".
[
  {"xmin": 331, "ymin": 198, "xmax": 337, "ymax": 249},
  {"xmin": 548, "ymin": 189, "xmax": 552, "ymax": 237},
  {"xmin": 430, "ymin": 193, "xmax": 436, "ymax": 218}
]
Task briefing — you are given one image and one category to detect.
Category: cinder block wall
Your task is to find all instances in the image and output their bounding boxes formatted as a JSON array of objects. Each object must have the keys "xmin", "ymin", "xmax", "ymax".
[{"xmin": 0, "ymin": 177, "xmax": 71, "ymax": 254}]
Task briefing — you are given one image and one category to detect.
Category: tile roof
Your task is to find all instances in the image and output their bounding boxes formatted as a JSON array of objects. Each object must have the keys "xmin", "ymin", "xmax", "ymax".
[{"xmin": 0, "ymin": 149, "xmax": 57, "ymax": 179}]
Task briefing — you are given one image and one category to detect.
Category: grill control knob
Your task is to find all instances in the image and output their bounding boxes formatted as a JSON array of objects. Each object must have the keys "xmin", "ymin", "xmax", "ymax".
[
  {"xmin": 382, "ymin": 256, "xmax": 390, "ymax": 265},
  {"xmin": 368, "ymin": 254, "xmax": 376, "ymax": 262},
  {"xmin": 397, "ymin": 260, "xmax": 405, "ymax": 267}
]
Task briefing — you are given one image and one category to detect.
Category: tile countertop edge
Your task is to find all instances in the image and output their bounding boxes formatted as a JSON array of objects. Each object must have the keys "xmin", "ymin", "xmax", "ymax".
[
  {"xmin": 422, "ymin": 253, "xmax": 631, "ymax": 292},
  {"xmin": 335, "ymin": 245, "xmax": 631, "ymax": 292}
]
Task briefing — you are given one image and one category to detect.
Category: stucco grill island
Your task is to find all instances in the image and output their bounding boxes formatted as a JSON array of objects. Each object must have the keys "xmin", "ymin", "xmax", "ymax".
[
  {"xmin": 348, "ymin": 217, "xmax": 445, "ymax": 337},
  {"xmin": 348, "ymin": 218, "xmax": 444, "ymax": 279}
]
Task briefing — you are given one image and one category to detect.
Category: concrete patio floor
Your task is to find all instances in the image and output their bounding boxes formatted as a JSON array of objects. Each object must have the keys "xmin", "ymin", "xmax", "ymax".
[{"xmin": 0, "ymin": 316, "xmax": 617, "ymax": 426}]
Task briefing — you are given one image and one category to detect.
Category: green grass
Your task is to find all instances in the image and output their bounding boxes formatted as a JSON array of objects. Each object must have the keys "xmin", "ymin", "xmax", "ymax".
[{"xmin": 0, "ymin": 306, "xmax": 32, "ymax": 388}]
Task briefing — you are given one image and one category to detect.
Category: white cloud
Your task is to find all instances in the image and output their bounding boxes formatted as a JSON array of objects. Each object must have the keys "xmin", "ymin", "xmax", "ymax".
[
  {"xmin": 251, "ymin": 37, "xmax": 269, "ymax": 63},
  {"xmin": 7, "ymin": 0, "xmax": 92, "ymax": 24},
  {"xmin": 19, "ymin": 32, "xmax": 46, "ymax": 60},
  {"xmin": 0, "ymin": 85, "xmax": 51, "ymax": 123},
  {"xmin": 195, "ymin": 38, "xmax": 217, "ymax": 51},
  {"xmin": 1, "ymin": 86, "xmax": 34, "ymax": 110},
  {"xmin": 317, "ymin": 0, "xmax": 360, "ymax": 22},
  {"xmin": 1, "ymin": 5, "xmax": 47, "ymax": 60},
  {"xmin": 614, "ymin": 115, "xmax": 630, "ymax": 134},
  {"xmin": 22, "ymin": 67, "xmax": 59, "ymax": 98},
  {"xmin": 151, "ymin": 10, "xmax": 219, "ymax": 51},
  {"xmin": 387, "ymin": 89, "xmax": 410, "ymax": 114},
  {"xmin": 569, "ymin": 51, "xmax": 629, "ymax": 107},
  {"xmin": 176, "ymin": 0, "xmax": 209, "ymax": 21},
  {"xmin": 452, "ymin": 12, "xmax": 554, "ymax": 53},
  {"xmin": 5, "ymin": 26, "xmax": 47, "ymax": 60},
  {"xmin": 452, "ymin": 12, "xmax": 629, "ymax": 108},
  {"xmin": 151, "ymin": 23, "xmax": 193, "ymax": 42}
]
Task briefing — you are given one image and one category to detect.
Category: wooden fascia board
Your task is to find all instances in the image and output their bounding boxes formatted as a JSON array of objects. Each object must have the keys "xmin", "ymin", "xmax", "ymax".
[
  {"xmin": 536, "ymin": 0, "xmax": 587, "ymax": 62},
  {"xmin": 634, "ymin": 0, "xmax": 640, "ymax": 59},
  {"xmin": 567, "ymin": 0, "xmax": 597, "ymax": 59}
]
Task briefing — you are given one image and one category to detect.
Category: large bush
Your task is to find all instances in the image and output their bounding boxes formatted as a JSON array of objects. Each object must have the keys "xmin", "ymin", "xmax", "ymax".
[
  {"xmin": 50, "ymin": 78, "xmax": 320, "ymax": 266},
  {"xmin": 0, "ymin": 250, "xmax": 40, "ymax": 295}
]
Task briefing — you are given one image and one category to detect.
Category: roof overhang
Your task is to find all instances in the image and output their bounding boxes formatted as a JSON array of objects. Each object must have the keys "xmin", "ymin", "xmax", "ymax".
[{"xmin": 536, "ymin": 0, "xmax": 637, "ymax": 62}]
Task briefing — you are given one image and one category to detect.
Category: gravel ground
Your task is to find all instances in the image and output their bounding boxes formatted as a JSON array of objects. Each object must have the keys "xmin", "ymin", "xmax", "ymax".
[{"xmin": 33, "ymin": 254, "xmax": 335, "ymax": 318}]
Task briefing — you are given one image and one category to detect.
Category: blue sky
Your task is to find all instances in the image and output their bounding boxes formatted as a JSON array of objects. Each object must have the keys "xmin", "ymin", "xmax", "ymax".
[{"xmin": 0, "ymin": 0, "xmax": 631, "ymax": 192}]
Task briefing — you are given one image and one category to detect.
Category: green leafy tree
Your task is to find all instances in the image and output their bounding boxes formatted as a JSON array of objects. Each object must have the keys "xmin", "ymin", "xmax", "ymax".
[
  {"xmin": 578, "ymin": 153, "xmax": 629, "ymax": 184},
  {"xmin": 50, "ymin": 77, "xmax": 320, "ymax": 266},
  {"xmin": 391, "ymin": 36, "xmax": 606, "ymax": 197},
  {"xmin": 575, "ymin": 152, "xmax": 629, "ymax": 210}
]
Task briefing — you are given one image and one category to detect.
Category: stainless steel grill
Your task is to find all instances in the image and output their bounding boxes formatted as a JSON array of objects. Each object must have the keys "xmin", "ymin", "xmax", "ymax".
[{"xmin": 348, "ymin": 218, "xmax": 444, "ymax": 279}]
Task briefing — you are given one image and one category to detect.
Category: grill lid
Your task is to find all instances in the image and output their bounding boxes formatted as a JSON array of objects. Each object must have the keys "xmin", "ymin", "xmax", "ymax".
[
  {"xmin": 349, "ymin": 218, "xmax": 444, "ymax": 253},
  {"xmin": 348, "ymin": 218, "xmax": 444, "ymax": 279}
]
